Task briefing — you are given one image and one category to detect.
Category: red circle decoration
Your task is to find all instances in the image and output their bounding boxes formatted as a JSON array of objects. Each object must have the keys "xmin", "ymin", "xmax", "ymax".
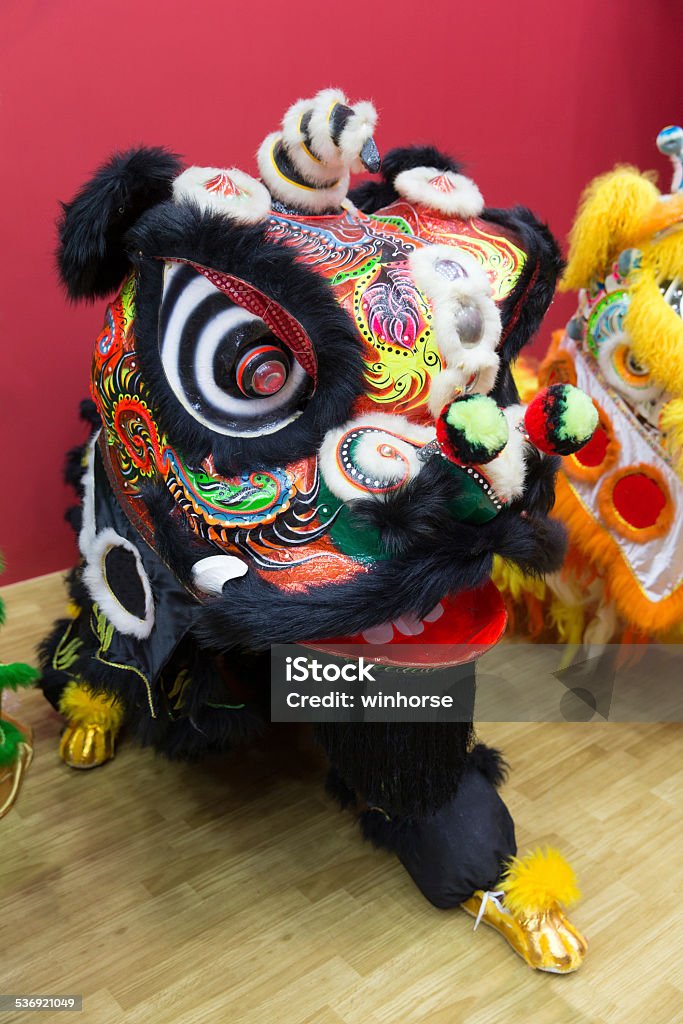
[
  {"xmin": 612, "ymin": 474, "xmax": 665, "ymax": 529},
  {"xmin": 598, "ymin": 464, "xmax": 673, "ymax": 542},
  {"xmin": 564, "ymin": 401, "xmax": 619, "ymax": 483},
  {"xmin": 577, "ymin": 425, "xmax": 608, "ymax": 466}
]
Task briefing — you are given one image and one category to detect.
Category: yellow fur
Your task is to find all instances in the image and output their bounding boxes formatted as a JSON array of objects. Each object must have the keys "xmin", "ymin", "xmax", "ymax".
[
  {"xmin": 510, "ymin": 357, "xmax": 539, "ymax": 404},
  {"xmin": 500, "ymin": 847, "xmax": 581, "ymax": 915},
  {"xmin": 58, "ymin": 680, "xmax": 124, "ymax": 731},
  {"xmin": 626, "ymin": 233, "xmax": 683, "ymax": 400},
  {"xmin": 492, "ymin": 557, "xmax": 546, "ymax": 603},
  {"xmin": 661, "ymin": 398, "xmax": 683, "ymax": 477},
  {"xmin": 561, "ymin": 167, "xmax": 659, "ymax": 291},
  {"xmin": 547, "ymin": 597, "xmax": 585, "ymax": 648}
]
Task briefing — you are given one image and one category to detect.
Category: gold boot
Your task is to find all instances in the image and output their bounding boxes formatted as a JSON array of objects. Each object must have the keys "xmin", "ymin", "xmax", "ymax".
[
  {"xmin": 461, "ymin": 848, "xmax": 588, "ymax": 973},
  {"xmin": 58, "ymin": 681, "xmax": 124, "ymax": 769}
]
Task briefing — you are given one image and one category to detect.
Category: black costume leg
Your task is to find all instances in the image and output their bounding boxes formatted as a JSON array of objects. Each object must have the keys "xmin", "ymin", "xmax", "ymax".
[{"xmin": 319, "ymin": 661, "xmax": 517, "ymax": 908}]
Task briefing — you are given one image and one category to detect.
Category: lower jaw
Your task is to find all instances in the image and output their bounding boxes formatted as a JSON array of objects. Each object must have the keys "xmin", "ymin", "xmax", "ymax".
[{"xmin": 306, "ymin": 579, "xmax": 507, "ymax": 668}]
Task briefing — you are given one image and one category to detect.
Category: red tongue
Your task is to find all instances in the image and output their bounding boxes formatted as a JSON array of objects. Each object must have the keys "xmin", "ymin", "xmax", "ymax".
[{"xmin": 308, "ymin": 580, "xmax": 507, "ymax": 668}]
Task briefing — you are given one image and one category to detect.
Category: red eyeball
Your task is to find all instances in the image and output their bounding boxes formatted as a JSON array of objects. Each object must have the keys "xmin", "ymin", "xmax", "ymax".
[{"xmin": 236, "ymin": 345, "xmax": 289, "ymax": 397}]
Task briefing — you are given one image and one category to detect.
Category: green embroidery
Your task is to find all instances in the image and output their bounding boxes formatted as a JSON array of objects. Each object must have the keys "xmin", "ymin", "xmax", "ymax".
[
  {"xmin": 167, "ymin": 668, "xmax": 192, "ymax": 712},
  {"xmin": 205, "ymin": 701, "xmax": 246, "ymax": 710},
  {"xmin": 91, "ymin": 604, "xmax": 114, "ymax": 653},
  {"xmin": 52, "ymin": 621, "xmax": 83, "ymax": 673}
]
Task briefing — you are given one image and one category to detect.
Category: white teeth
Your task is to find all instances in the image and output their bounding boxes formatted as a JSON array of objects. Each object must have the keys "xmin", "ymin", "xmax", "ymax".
[
  {"xmin": 361, "ymin": 622, "xmax": 394, "ymax": 644},
  {"xmin": 423, "ymin": 602, "xmax": 445, "ymax": 623},
  {"xmin": 192, "ymin": 555, "xmax": 248, "ymax": 595},
  {"xmin": 362, "ymin": 603, "xmax": 446, "ymax": 643},
  {"xmin": 393, "ymin": 613, "xmax": 425, "ymax": 636}
]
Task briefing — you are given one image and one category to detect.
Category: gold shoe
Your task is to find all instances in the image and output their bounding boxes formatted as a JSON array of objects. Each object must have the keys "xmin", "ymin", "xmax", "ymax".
[
  {"xmin": 461, "ymin": 848, "xmax": 588, "ymax": 974},
  {"xmin": 58, "ymin": 681, "xmax": 124, "ymax": 769},
  {"xmin": 59, "ymin": 721, "xmax": 117, "ymax": 769}
]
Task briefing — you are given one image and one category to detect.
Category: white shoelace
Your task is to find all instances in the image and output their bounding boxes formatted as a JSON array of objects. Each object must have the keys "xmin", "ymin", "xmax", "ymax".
[{"xmin": 473, "ymin": 890, "xmax": 510, "ymax": 930}]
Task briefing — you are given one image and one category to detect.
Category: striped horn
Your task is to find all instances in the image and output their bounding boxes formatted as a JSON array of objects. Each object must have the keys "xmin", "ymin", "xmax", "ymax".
[{"xmin": 258, "ymin": 88, "xmax": 379, "ymax": 213}]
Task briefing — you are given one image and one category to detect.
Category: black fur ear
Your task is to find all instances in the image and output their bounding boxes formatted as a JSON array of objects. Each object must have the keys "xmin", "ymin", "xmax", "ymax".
[{"xmin": 58, "ymin": 147, "xmax": 182, "ymax": 300}]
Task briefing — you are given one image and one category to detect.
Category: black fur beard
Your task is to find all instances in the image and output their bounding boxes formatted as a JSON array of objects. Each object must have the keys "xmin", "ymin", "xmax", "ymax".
[{"xmin": 318, "ymin": 717, "xmax": 473, "ymax": 819}]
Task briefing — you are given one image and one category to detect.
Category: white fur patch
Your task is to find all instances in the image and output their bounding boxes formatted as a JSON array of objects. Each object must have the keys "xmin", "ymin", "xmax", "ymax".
[
  {"xmin": 338, "ymin": 100, "xmax": 377, "ymax": 173},
  {"xmin": 484, "ymin": 404, "xmax": 528, "ymax": 502},
  {"xmin": 394, "ymin": 166, "xmax": 484, "ymax": 218},
  {"xmin": 305, "ymin": 88, "xmax": 349, "ymax": 165},
  {"xmin": 257, "ymin": 133, "xmax": 350, "ymax": 213},
  {"xmin": 173, "ymin": 166, "xmax": 271, "ymax": 224},
  {"xmin": 282, "ymin": 96, "xmax": 314, "ymax": 152},
  {"xmin": 81, "ymin": 529, "xmax": 155, "ymax": 640},
  {"xmin": 319, "ymin": 412, "xmax": 435, "ymax": 503},
  {"xmin": 410, "ymin": 245, "xmax": 502, "ymax": 415}
]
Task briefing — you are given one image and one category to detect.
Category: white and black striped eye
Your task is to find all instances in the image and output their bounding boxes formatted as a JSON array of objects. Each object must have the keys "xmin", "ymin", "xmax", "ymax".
[{"xmin": 159, "ymin": 262, "xmax": 314, "ymax": 436}]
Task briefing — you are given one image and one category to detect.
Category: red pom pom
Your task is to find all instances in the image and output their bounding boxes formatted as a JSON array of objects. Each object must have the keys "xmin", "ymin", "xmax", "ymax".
[{"xmin": 524, "ymin": 384, "xmax": 597, "ymax": 457}]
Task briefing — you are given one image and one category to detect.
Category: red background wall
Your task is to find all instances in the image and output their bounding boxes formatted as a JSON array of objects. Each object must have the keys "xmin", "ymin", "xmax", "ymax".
[{"xmin": 1, "ymin": 0, "xmax": 681, "ymax": 584}]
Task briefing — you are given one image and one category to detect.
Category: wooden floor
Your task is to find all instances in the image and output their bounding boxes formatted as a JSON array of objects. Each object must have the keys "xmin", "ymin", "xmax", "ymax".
[{"xmin": 1, "ymin": 572, "xmax": 681, "ymax": 1024}]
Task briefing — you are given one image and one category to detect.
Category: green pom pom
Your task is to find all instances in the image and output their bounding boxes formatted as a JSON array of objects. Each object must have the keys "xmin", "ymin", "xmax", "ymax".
[
  {"xmin": 0, "ymin": 719, "xmax": 27, "ymax": 766},
  {"xmin": 445, "ymin": 395, "xmax": 509, "ymax": 455},
  {"xmin": 557, "ymin": 386, "xmax": 599, "ymax": 443}
]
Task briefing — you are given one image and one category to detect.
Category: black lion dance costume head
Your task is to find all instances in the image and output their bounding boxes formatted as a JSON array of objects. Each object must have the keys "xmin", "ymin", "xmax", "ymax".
[{"xmin": 40, "ymin": 90, "xmax": 598, "ymax": 972}]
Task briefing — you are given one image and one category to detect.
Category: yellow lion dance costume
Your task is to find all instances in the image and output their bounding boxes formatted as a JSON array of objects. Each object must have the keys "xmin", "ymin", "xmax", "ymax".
[{"xmin": 497, "ymin": 126, "xmax": 683, "ymax": 646}]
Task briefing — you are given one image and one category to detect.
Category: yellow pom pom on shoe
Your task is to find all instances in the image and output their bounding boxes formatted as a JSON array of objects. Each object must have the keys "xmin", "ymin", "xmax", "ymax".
[
  {"xmin": 500, "ymin": 846, "xmax": 581, "ymax": 915},
  {"xmin": 58, "ymin": 681, "xmax": 124, "ymax": 769},
  {"xmin": 461, "ymin": 848, "xmax": 588, "ymax": 974}
]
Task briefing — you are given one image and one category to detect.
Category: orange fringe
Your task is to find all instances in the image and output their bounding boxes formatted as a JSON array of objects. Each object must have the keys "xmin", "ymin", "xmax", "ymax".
[
  {"xmin": 554, "ymin": 474, "xmax": 683, "ymax": 635},
  {"xmin": 539, "ymin": 331, "xmax": 577, "ymax": 388},
  {"xmin": 562, "ymin": 540, "xmax": 599, "ymax": 590}
]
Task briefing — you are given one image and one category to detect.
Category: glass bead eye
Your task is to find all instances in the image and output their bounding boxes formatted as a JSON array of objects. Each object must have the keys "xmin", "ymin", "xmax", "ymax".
[{"xmin": 235, "ymin": 345, "xmax": 290, "ymax": 397}]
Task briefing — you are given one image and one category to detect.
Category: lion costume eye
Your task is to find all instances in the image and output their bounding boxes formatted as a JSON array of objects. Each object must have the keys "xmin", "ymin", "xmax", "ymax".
[
  {"xmin": 158, "ymin": 262, "xmax": 314, "ymax": 436},
  {"xmin": 235, "ymin": 343, "xmax": 290, "ymax": 397}
]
